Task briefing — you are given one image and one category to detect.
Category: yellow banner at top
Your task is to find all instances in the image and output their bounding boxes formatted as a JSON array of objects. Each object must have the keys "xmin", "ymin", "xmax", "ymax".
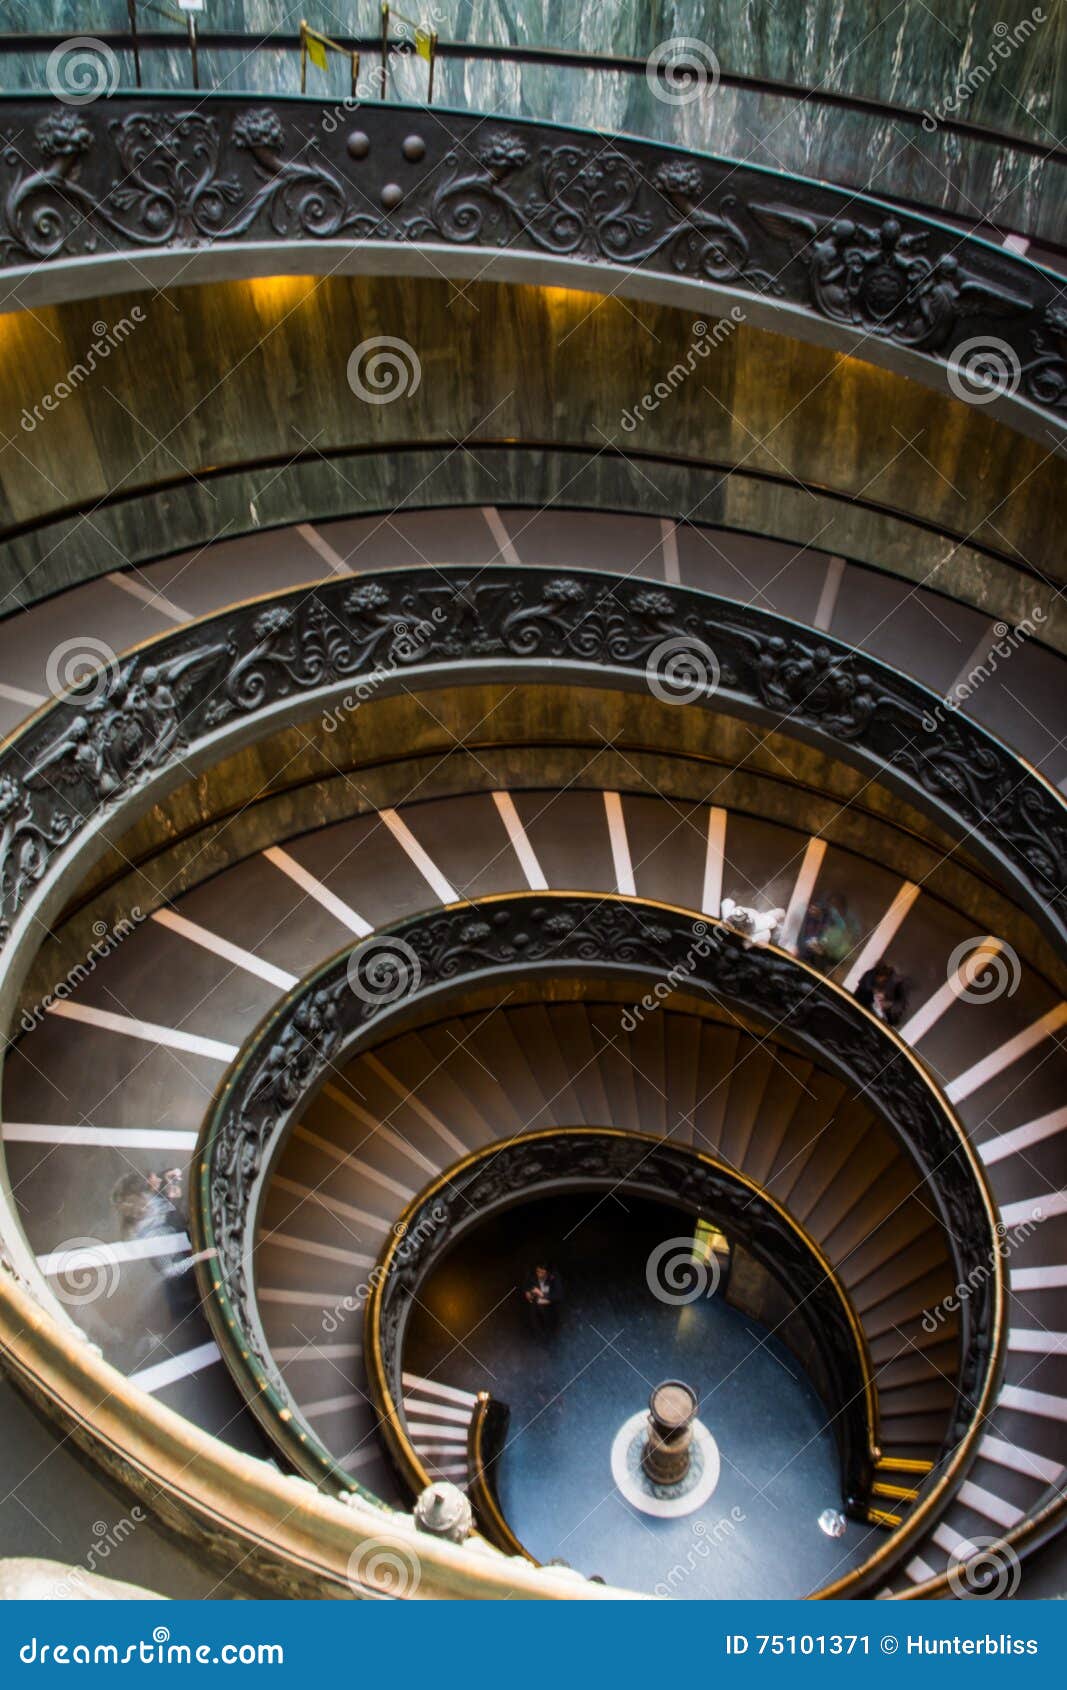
[{"xmin": 392, "ymin": 10, "xmax": 434, "ymax": 61}]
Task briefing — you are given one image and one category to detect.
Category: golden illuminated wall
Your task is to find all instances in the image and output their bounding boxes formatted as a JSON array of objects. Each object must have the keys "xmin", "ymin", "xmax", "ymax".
[{"xmin": 0, "ymin": 274, "xmax": 1057, "ymax": 607}]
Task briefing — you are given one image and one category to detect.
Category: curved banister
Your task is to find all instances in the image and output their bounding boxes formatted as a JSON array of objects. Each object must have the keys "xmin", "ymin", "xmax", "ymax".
[
  {"xmin": 0, "ymin": 564, "xmax": 1053, "ymax": 1341},
  {"xmin": 466, "ymin": 1394, "xmax": 536, "ymax": 1564},
  {"xmin": 0, "ymin": 1256, "xmax": 621, "ymax": 1599},
  {"xmin": 897, "ymin": 1480, "xmax": 1067, "ymax": 1601},
  {"xmin": 0, "ymin": 565, "xmax": 1054, "ymax": 1596},
  {"xmin": 1, "ymin": 96, "xmax": 1064, "ymax": 440},
  {"xmin": 191, "ymin": 892, "xmax": 1005, "ymax": 1597},
  {"xmin": 5, "ymin": 31, "xmax": 1063, "ymax": 170},
  {"xmin": 0, "ymin": 568, "xmax": 1063, "ymax": 980}
]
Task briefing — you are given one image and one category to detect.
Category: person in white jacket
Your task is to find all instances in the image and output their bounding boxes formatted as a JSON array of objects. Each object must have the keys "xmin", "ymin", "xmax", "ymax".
[{"xmin": 720, "ymin": 897, "xmax": 784, "ymax": 949}]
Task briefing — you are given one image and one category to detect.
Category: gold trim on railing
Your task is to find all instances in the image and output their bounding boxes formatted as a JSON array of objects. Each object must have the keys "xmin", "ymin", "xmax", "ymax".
[
  {"xmin": 0, "ymin": 1266, "xmax": 620, "ymax": 1600},
  {"xmin": 190, "ymin": 890, "xmax": 1004, "ymax": 1600},
  {"xmin": 898, "ymin": 1485, "xmax": 1067, "ymax": 1601},
  {"xmin": 0, "ymin": 556, "xmax": 1025, "ymax": 1596},
  {"xmin": 466, "ymin": 1392, "xmax": 536, "ymax": 1562}
]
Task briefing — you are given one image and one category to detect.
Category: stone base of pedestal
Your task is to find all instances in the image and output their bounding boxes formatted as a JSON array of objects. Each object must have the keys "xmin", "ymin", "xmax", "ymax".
[
  {"xmin": 642, "ymin": 1422, "xmax": 694, "ymax": 1486},
  {"xmin": 611, "ymin": 1410, "xmax": 721, "ymax": 1519}
]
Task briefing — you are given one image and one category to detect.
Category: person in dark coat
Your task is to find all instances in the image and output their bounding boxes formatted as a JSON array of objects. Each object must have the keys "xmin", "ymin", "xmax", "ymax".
[
  {"xmin": 855, "ymin": 962, "xmax": 909, "ymax": 1028},
  {"xmin": 523, "ymin": 1263, "xmax": 563, "ymax": 1336}
]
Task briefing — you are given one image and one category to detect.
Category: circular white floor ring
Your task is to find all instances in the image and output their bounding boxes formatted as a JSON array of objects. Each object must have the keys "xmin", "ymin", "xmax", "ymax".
[{"xmin": 610, "ymin": 1409, "xmax": 721, "ymax": 1518}]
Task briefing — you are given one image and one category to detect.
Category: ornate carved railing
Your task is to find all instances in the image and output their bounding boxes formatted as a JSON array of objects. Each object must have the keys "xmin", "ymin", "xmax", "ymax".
[
  {"xmin": 0, "ymin": 568, "xmax": 1063, "ymax": 993},
  {"xmin": 365, "ymin": 1127, "xmax": 881, "ymax": 1519},
  {"xmin": 191, "ymin": 892, "xmax": 1004, "ymax": 1596},
  {"xmin": 2, "ymin": 95, "xmax": 1064, "ymax": 438},
  {"xmin": 0, "ymin": 557, "xmax": 1042, "ymax": 1594}
]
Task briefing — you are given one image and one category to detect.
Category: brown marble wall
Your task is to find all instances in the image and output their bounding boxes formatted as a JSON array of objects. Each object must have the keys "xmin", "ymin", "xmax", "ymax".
[{"xmin": 0, "ymin": 276, "xmax": 1056, "ymax": 620}]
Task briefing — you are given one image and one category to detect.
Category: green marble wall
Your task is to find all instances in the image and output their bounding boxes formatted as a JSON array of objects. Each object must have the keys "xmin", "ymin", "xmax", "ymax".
[{"xmin": 2, "ymin": 3, "xmax": 1064, "ymax": 242}]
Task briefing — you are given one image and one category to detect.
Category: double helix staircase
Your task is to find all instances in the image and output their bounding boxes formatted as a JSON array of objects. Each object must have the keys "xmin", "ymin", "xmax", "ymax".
[{"xmin": 0, "ymin": 508, "xmax": 1064, "ymax": 1596}]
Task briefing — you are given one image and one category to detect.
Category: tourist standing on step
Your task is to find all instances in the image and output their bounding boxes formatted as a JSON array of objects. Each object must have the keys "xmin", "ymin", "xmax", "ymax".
[{"xmin": 523, "ymin": 1262, "xmax": 563, "ymax": 1336}]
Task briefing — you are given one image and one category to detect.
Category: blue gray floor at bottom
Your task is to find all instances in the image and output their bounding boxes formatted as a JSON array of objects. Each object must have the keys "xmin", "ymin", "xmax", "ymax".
[{"xmin": 404, "ymin": 1194, "xmax": 877, "ymax": 1598}]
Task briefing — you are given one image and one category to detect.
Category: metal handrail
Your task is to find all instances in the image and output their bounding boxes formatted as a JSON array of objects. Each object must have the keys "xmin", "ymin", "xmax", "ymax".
[{"xmin": 5, "ymin": 28, "xmax": 1063, "ymax": 171}]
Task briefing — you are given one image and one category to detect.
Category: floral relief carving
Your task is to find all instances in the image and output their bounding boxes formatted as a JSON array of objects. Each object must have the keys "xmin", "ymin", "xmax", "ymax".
[
  {"xmin": 194, "ymin": 893, "xmax": 998, "ymax": 1495},
  {"xmin": 0, "ymin": 569, "xmax": 1062, "ymax": 952},
  {"xmin": 1, "ymin": 99, "xmax": 1059, "ymax": 415}
]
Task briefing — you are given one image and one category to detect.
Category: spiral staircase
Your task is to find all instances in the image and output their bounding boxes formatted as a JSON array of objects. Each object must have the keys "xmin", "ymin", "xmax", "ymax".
[
  {"xmin": 0, "ymin": 4, "xmax": 1066, "ymax": 1603},
  {"xmin": 0, "ymin": 505, "xmax": 1064, "ymax": 1598}
]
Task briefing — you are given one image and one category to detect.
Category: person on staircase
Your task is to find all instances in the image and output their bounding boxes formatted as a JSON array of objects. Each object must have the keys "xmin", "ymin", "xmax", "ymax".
[
  {"xmin": 797, "ymin": 894, "xmax": 860, "ymax": 971},
  {"xmin": 855, "ymin": 961, "xmax": 909, "ymax": 1028},
  {"xmin": 523, "ymin": 1262, "xmax": 563, "ymax": 1336},
  {"xmin": 720, "ymin": 897, "xmax": 784, "ymax": 948},
  {"xmin": 110, "ymin": 1168, "xmax": 217, "ymax": 1322}
]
